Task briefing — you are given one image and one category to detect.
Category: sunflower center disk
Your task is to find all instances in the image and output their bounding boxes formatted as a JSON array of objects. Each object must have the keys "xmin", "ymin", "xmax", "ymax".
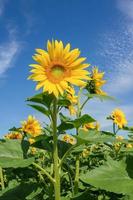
[{"xmin": 51, "ymin": 65, "xmax": 65, "ymax": 79}]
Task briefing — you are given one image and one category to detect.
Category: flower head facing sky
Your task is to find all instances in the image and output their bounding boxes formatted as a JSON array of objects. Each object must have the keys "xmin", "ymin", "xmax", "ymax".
[
  {"xmin": 21, "ymin": 115, "xmax": 42, "ymax": 137},
  {"xmin": 29, "ymin": 40, "xmax": 90, "ymax": 98},
  {"xmin": 111, "ymin": 108, "xmax": 127, "ymax": 129}
]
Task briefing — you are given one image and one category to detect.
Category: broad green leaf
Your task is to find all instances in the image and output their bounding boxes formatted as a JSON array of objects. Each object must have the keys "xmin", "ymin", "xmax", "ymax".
[
  {"xmin": 27, "ymin": 104, "xmax": 50, "ymax": 117},
  {"xmin": 85, "ymin": 93, "xmax": 115, "ymax": 101},
  {"xmin": 71, "ymin": 189, "xmax": 95, "ymax": 200},
  {"xmin": 73, "ymin": 115, "xmax": 96, "ymax": 128},
  {"xmin": 76, "ymin": 129, "xmax": 115, "ymax": 144},
  {"xmin": 0, "ymin": 139, "xmax": 23, "ymax": 159},
  {"xmin": 8, "ymin": 127, "xmax": 21, "ymax": 132},
  {"xmin": 58, "ymin": 99, "xmax": 71, "ymax": 107},
  {"xmin": 58, "ymin": 114, "xmax": 96, "ymax": 131},
  {"xmin": 27, "ymin": 92, "xmax": 54, "ymax": 108},
  {"xmin": 126, "ymin": 155, "xmax": 133, "ymax": 179},
  {"xmin": 0, "ymin": 182, "xmax": 42, "ymax": 200},
  {"xmin": 0, "ymin": 140, "xmax": 34, "ymax": 168},
  {"xmin": 59, "ymin": 113, "xmax": 73, "ymax": 122},
  {"xmin": 0, "ymin": 157, "xmax": 34, "ymax": 168},
  {"xmin": 123, "ymin": 126, "xmax": 133, "ymax": 133},
  {"xmin": 80, "ymin": 158, "xmax": 133, "ymax": 196},
  {"xmin": 32, "ymin": 135, "xmax": 53, "ymax": 152}
]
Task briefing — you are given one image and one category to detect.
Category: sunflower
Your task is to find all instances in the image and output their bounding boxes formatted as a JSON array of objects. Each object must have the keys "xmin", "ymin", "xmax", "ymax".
[
  {"xmin": 21, "ymin": 115, "xmax": 42, "ymax": 137},
  {"xmin": 111, "ymin": 109, "xmax": 127, "ymax": 129},
  {"xmin": 83, "ymin": 122, "xmax": 100, "ymax": 131},
  {"xmin": 116, "ymin": 135, "xmax": 124, "ymax": 141},
  {"xmin": 82, "ymin": 148, "xmax": 90, "ymax": 158},
  {"xmin": 126, "ymin": 143, "xmax": 133, "ymax": 148},
  {"xmin": 66, "ymin": 86, "xmax": 78, "ymax": 115},
  {"xmin": 61, "ymin": 134, "xmax": 77, "ymax": 145},
  {"xmin": 29, "ymin": 40, "xmax": 90, "ymax": 97},
  {"xmin": 4, "ymin": 132, "xmax": 22, "ymax": 140},
  {"xmin": 85, "ymin": 67, "xmax": 106, "ymax": 95}
]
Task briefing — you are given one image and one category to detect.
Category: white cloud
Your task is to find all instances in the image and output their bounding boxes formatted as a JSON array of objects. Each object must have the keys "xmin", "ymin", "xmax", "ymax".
[
  {"xmin": 117, "ymin": 0, "xmax": 133, "ymax": 20},
  {"xmin": 0, "ymin": 40, "xmax": 20, "ymax": 77},
  {"xmin": 0, "ymin": 0, "xmax": 7, "ymax": 16},
  {"xmin": 97, "ymin": 0, "xmax": 133, "ymax": 96}
]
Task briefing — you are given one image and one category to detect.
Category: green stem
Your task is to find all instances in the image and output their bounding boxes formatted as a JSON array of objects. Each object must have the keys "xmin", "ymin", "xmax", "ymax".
[
  {"xmin": 73, "ymin": 89, "xmax": 82, "ymax": 195},
  {"xmin": 33, "ymin": 162, "xmax": 55, "ymax": 184},
  {"xmin": 52, "ymin": 98, "xmax": 61, "ymax": 200},
  {"xmin": 0, "ymin": 167, "xmax": 5, "ymax": 190},
  {"xmin": 80, "ymin": 97, "xmax": 90, "ymax": 111},
  {"xmin": 59, "ymin": 145, "xmax": 75, "ymax": 168},
  {"xmin": 113, "ymin": 123, "xmax": 116, "ymax": 134},
  {"xmin": 74, "ymin": 155, "xmax": 80, "ymax": 195}
]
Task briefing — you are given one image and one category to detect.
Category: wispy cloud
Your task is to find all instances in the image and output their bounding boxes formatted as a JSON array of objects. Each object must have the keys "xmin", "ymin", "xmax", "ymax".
[
  {"xmin": 0, "ymin": 40, "xmax": 20, "ymax": 77},
  {"xmin": 97, "ymin": 0, "xmax": 133, "ymax": 95},
  {"xmin": 117, "ymin": 0, "xmax": 133, "ymax": 20},
  {"xmin": 0, "ymin": 0, "xmax": 7, "ymax": 16}
]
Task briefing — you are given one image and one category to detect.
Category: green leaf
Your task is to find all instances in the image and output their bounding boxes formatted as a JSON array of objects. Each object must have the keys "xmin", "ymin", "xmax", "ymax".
[
  {"xmin": 27, "ymin": 92, "xmax": 54, "ymax": 108},
  {"xmin": 71, "ymin": 189, "xmax": 95, "ymax": 200},
  {"xmin": 85, "ymin": 93, "xmax": 115, "ymax": 101},
  {"xmin": 73, "ymin": 115, "xmax": 96, "ymax": 128},
  {"xmin": 0, "ymin": 140, "xmax": 34, "ymax": 168},
  {"xmin": 0, "ymin": 182, "xmax": 42, "ymax": 200},
  {"xmin": 75, "ymin": 129, "xmax": 115, "ymax": 144},
  {"xmin": 0, "ymin": 157, "xmax": 34, "ymax": 168},
  {"xmin": 123, "ymin": 126, "xmax": 133, "ymax": 133},
  {"xmin": 32, "ymin": 135, "xmax": 53, "ymax": 152},
  {"xmin": 126, "ymin": 155, "xmax": 133, "ymax": 179},
  {"xmin": 0, "ymin": 139, "xmax": 23, "ymax": 159},
  {"xmin": 8, "ymin": 127, "xmax": 21, "ymax": 132},
  {"xmin": 58, "ymin": 99, "xmax": 71, "ymax": 107},
  {"xmin": 27, "ymin": 104, "xmax": 50, "ymax": 117},
  {"xmin": 58, "ymin": 114, "xmax": 96, "ymax": 131},
  {"xmin": 80, "ymin": 157, "xmax": 133, "ymax": 196}
]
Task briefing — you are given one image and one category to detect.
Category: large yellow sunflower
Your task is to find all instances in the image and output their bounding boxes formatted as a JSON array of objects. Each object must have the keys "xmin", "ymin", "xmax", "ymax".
[
  {"xmin": 111, "ymin": 109, "xmax": 127, "ymax": 129},
  {"xmin": 21, "ymin": 115, "xmax": 42, "ymax": 137},
  {"xmin": 28, "ymin": 40, "xmax": 90, "ymax": 97}
]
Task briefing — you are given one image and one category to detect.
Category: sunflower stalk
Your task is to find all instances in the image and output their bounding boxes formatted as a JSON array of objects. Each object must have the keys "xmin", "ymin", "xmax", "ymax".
[
  {"xmin": 33, "ymin": 162, "xmax": 55, "ymax": 184},
  {"xmin": 52, "ymin": 97, "xmax": 61, "ymax": 200},
  {"xmin": 0, "ymin": 167, "xmax": 5, "ymax": 190},
  {"xmin": 73, "ymin": 88, "xmax": 82, "ymax": 195}
]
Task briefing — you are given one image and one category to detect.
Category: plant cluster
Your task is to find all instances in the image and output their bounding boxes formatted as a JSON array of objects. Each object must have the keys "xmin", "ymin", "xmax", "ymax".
[{"xmin": 0, "ymin": 40, "xmax": 133, "ymax": 200}]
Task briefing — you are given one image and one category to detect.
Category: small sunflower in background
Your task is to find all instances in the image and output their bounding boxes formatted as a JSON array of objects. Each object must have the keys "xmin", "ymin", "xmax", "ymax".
[
  {"xmin": 83, "ymin": 122, "xmax": 100, "ymax": 131},
  {"xmin": 85, "ymin": 67, "xmax": 106, "ymax": 95},
  {"xmin": 29, "ymin": 40, "xmax": 90, "ymax": 98},
  {"xmin": 66, "ymin": 86, "xmax": 78, "ymax": 115},
  {"xmin": 60, "ymin": 134, "xmax": 77, "ymax": 145},
  {"xmin": 111, "ymin": 108, "xmax": 127, "ymax": 129},
  {"xmin": 116, "ymin": 135, "xmax": 124, "ymax": 141},
  {"xmin": 21, "ymin": 115, "xmax": 42, "ymax": 137},
  {"xmin": 4, "ymin": 132, "xmax": 22, "ymax": 140}
]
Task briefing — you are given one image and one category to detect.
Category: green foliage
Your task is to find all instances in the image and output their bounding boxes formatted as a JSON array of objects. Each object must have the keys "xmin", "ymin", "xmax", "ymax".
[
  {"xmin": 58, "ymin": 114, "xmax": 96, "ymax": 131},
  {"xmin": 27, "ymin": 104, "xmax": 50, "ymax": 117},
  {"xmin": 27, "ymin": 92, "xmax": 54, "ymax": 108},
  {"xmin": 85, "ymin": 93, "xmax": 115, "ymax": 102},
  {"xmin": 0, "ymin": 182, "xmax": 42, "ymax": 200},
  {"xmin": 80, "ymin": 157, "xmax": 133, "ymax": 198},
  {"xmin": 1, "ymin": 90, "xmax": 133, "ymax": 200},
  {"xmin": 76, "ymin": 129, "xmax": 115, "ymax": 144},
  {"xmin": 0, "ymin": 139, "xmax": 34, "ymax": 168}
]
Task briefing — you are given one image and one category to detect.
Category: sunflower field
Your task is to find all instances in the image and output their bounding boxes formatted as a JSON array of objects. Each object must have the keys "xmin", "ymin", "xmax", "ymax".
[{"xmin": 0, "ymin": 40, "xmax": 133, "ymax": 200}]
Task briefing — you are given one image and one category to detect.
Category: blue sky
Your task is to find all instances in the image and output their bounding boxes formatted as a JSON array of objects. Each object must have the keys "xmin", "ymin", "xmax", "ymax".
[{"xmin": 0, "ymin": 0, "xmax": 133, "ymax": 135}]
